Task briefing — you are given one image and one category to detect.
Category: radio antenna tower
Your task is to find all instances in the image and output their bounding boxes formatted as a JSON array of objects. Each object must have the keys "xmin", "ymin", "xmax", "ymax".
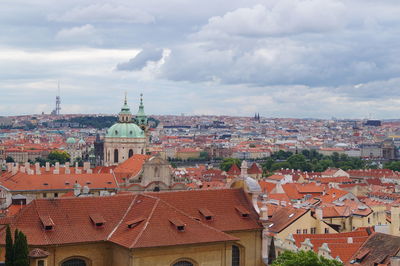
[{"xmin": 51, "ymin": 81, "xmax": 61, "ymax": 116}]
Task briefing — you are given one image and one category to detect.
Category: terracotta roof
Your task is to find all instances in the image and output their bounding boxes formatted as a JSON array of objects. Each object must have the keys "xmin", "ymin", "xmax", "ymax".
[
  {"xmin": 248, "ymin": 163, "xmax": 262, "ymax": 174},
  {"xmin": 113, "ymin": 154, "xmax": 151, "ymax": 180},
  {"xmin": 293, "ymin": 228, "xmax": 371, "ymax": 263},
  {"xmin": 0, "ymin": 189, "xmax": 259, "ymax": 248},
  {"xmin": 266, "ymin": 207, "xmax": 309, "ymax": 233},
  {"xmin": 227, "ymin": 164, "xmax": 240, "ymax": 175},
  {"xmin": 348, "ymin": 232, "xmax": 400, "ymax": 265},
  {"xmin": 0, "ymin": 172, "xmax": 118, "ymax": 192}
]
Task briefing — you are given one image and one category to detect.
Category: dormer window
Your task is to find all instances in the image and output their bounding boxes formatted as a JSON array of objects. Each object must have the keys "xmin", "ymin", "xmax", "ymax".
[
  {"xmin": 39, "ymin": 215, "xmax": 54, "ymax": 231},
  {"xmin": 235, "ymin": 206, "xmax": 250, "ymax": 218},
  {"xmin": 199, "ymin": 208, "xmax": 214, "ymax": 221},
  {"xmin": 115, "ymin": 130, "xmax": 118, "ymax": 135},
  {"xmin": 130, "ymin": 131, "xmax": 133, "ymax": 135},
  {"xmin": 169, "ymin": 217, "xmax": 186, "ymax": 232},
  {"xmin": 126, "ymin": 217, "xmax": 145, "ymax": 229},
  {"xmin": 90, "ymin": 213, "xmax": 106, "ymax": 227}
]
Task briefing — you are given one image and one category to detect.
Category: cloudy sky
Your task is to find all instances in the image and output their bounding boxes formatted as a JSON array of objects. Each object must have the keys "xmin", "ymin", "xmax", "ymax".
[{"xmin": 1, "ymin": 0, "xmax": 400, "ymax": 118}]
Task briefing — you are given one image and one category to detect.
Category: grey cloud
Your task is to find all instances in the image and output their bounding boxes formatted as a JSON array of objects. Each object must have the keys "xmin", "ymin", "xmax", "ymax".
[{"xmin": 117, "ymin": 46, "xmax": 163, "ymax": 71}]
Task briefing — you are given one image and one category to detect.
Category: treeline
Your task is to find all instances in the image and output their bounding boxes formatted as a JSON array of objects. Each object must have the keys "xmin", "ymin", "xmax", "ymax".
[
  {"xmin": 218, "ymin": 150, "xmax": 374, "ymax": 174},
  {"xmin": 262, "ymin": 150, "xmax": 370, "ymax": 172},
  {"xmin": 55, "ymin": 116, "xmax": 117, "ymax": 129}
]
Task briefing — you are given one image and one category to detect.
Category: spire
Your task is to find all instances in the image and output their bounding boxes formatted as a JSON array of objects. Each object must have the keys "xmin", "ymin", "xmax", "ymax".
[
  {"xmin": 124, "ymin": 91, "xmax": 128, "ymax": 105},
  {"xmin": 136, "ymin": 93, "xmax": 147, "ymax": 126}
]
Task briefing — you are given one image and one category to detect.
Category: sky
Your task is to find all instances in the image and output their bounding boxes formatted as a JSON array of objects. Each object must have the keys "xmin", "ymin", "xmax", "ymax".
[{"xmin": 1, "ymin": 0, "xmax": 400, "ymax": 118}]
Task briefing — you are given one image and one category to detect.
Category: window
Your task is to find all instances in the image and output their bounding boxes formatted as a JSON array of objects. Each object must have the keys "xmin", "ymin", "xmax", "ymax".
[
  {"xmin": 303, "ymin": 229, "xmax": 308, "ymax": 234},
  {"xmin": 114, "ymin": 149, "xmax": 119, "ymax": 163},
  {"xmin": 129, "ymin": 149, "xmax": 134, "ymax": 158},
  {"xmin": 296, "ymin": 229, "xmax": 301, "ymax": 234},
  {"xmin": 173, "ymin": 261, "xmax": 193, "ymax": 266},
  {"xmin": 368, "ymin": 217, "xmax": 370, "ymax": 224},
  {"xmin": 232, "ymin": 245, "xmax": 240, "ymax": 266},
  {"xmin": 42, "ymin": 193, "xmax": 47, "ymax": 198},
  {"xmin": 37, "ymin": 260, "xmax": 45, "ymax": 266},
  {"xmin": 61, "ymin": 258, "xmax": 86, "ymax": 266},
  {"xmin": 325, "ymin": 228, "xmax": 329, "ymax": 234},
  {"xmin": 54, "ymin": 193, "xmax": 58, "ymax": 198},
  {"xmin": 311, "ymin": 227, "xmax": 316, "ymax": 234}
]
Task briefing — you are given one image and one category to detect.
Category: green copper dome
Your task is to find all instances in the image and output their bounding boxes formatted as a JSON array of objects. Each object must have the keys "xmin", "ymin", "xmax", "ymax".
[
  {"xmin": 66, "ymin": 137, "xmax": 76, "ymax": 144},
  {"xmin": 106, "ymin": 123, "xmax": 144, "ymax": 138}
]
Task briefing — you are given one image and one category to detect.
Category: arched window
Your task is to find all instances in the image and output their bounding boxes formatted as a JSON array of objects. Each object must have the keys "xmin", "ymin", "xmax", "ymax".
[
  {"xmin": 232, "ymin": 245, "xmax": 240, "ymax": 266},
  {"xmin": 114, "ymin": 149, "xmax": 119, "ymax": 163},
  {"xmin": 173, "ymin": 261, "xmax": 193, "ymax": 266},
  {"xmin": 61, "ymin": 258, "xmax": 86, "ymax": 266},
  {"xmin": 129, "ymin": 149, "xmax": 134, "ymax": 158}
]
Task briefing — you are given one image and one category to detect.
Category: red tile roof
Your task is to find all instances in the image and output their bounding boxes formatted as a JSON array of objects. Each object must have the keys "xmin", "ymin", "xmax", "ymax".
[{"xmin": 0, "ymin": 189, "xmax": 259, "ymax": 248}]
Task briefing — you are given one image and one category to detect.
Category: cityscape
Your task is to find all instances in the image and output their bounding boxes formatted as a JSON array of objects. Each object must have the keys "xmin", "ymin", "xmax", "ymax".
[{"xmin": 1, "ymin": 0, "xmax": 400, "ymax": 266}]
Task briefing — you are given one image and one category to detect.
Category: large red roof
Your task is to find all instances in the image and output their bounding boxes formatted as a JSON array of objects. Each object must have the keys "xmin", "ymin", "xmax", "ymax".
[{"xmin": 0, "ymin": 189, "xmax": 260, "ymax": 248}]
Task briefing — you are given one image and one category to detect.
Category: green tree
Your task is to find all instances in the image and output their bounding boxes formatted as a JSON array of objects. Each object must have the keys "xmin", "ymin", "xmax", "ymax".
[
  {"xmin": 262, "ymin": 158, "xmax": 275, "ymax": 172},
  {"xmin": 385, "ymin": 161, "xmax": 400, "ymax": 171},
  {"xmin": 5, "ymin": 225, "xmax": 13, "ymax": 266},
  {"xmin": 287, "ymin": 154, "xmax": 308, "ymax": 171},
  {"xmin": 199, "ymin": 151, "xmax": 210, "ymax": 160},
  {"xmin": 13, "ymin": 230, "xmax": 28, "ymax": 266},
  {"xmin": 73, "ymin": 157, "xmax": 84, "ymax": 167},
  {"xmin": 271, "ymin": 161, "xmax": 291, "ymax": 171},
  {"xmin": 272, "ymin": 250, "xmax": 342, "ymax": 266},
  {"xmin": 47, "ymin": 150, "xmax": 70, "ymax": 164},
  {"xmin": 34, "ymin": 157, "xmax": 48, "ymax": 167},
  {"xmin": 5, "ymin": 156, "xmax": 14, "ymax": 163},
  {"xmin": 220, "ymin": 158, "xmax": 241, "ymax": 172}
]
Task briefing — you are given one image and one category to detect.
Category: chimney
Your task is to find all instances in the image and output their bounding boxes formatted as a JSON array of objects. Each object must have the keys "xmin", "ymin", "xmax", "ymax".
[
  {"xmin": 20, "ymin": 166, "xmax": 26, "ymax": 173},
  {"xmin": 53, "ymin": 162, "xmax": 60, "ymax": 174},
  {"xmin": 260, "ymin": 194, "xmax": 268, "ymax": 221},
  {"xmin": 24, "ymin": 162, "xmax": 30, "ymax": 170},
  {"xmin": 35, "ymin": 162, "xmax": 41, "ymax": 175},
  {"xmin": 390, "ymin": 257, "xmax": 400, "ymax": 266},
  {"xmin": 240, "ymin": 160, "xmax": 248, "ymax": 178},
  {"xmin": 27, "ymin": 168, "xmax": 34, "ymax": 175},
  {"xmin": 83, "ymin": 162, "xmax": 90, "ymax": 171},
  {"xmin": 45, "ymin": 162, "xmax": 50, "ymax": 172},
  {"xmin": 347, "ymin": 237, "xmax": 353, "ymax": 244},
  {"xmin": 315, "ymin": 207, "xmax": 323, "ymax": 220},
  {"xmin": 65, "ymin": 162, "xmax": 70, "ymax": 174}
]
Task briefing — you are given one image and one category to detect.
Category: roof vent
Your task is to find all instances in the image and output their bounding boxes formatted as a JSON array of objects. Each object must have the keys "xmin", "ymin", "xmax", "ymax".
[
  {"xmin": 65, "ymin": 181, "xmax": 70, "ymax": 185},
  {"xmin": 39, "ymin": 215, "xmax": 54, "ymax": 231},
  {"xmin": 107, "ymin": 181, "xmax": 112, "ymax": 184},
  {"xmin": 289, "ymin": 213, "xmax": 294, "ymax": 218},
  {"xmin": 169, "ymin": 217, "xmax": 186, "ymax": 232},
  {"xmin": 199, "ymin": 208, "xmax": 214, "ymax": 221},
  {"xmin": 43, "ymin": 183, "xmax": 48, "ymax": 186},
  {"xmin": 126, "ymin": 217, "xmax": 145, "ymax": 229},
  {"xmin": 89, "ymin": 213, "xmax": 106, "ymax": 227},
  {"xmin": 235, "ymin": 206, "xmax": 250, "ymax": 218}
]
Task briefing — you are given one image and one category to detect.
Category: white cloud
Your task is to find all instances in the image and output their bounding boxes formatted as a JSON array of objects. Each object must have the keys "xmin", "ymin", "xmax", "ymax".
[{"xmin": 49, "ymin": 3, "xmax": 155, "ymax": 24}]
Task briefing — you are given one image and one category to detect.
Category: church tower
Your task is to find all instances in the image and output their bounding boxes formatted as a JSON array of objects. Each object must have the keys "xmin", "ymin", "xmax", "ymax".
[
  {"xmin": 136, "ymin": 93, "xmax": 148, "ymax": 130},
  {"xmin": 103, "ymin": 94, "xmax": 147, "ymax": 166}
]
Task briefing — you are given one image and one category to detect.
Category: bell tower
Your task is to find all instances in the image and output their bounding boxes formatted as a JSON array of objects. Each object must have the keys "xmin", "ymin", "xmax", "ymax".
[{"xmin": 118, "ymin": 92, "xmax": 133, "ymax": 123}]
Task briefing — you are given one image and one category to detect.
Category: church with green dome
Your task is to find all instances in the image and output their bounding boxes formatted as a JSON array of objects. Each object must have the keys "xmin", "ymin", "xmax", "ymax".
[{"xmin": 104, "ymin": 94, "xmax": 148, "ymax": 166}]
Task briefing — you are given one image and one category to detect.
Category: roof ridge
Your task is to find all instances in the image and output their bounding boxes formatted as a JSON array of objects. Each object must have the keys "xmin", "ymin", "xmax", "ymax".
[
  {"xmin": 107, "ymin": 194, "xmax": 138, "ymax": 241},
  {"xmin": 129, "ymin": 197, "xmax": 160, "ymax": 248}
]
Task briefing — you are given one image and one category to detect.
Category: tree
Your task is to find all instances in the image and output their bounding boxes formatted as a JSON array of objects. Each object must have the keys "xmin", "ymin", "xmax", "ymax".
[
  {"xmin": 73, "ymin": 157, "xmax": 84, "ymax": 167},
  {"xmin": 220, "ymin": 158, "xmax": 241, "ymax": 172},
  {"xmin": 13, "ymin": 230, "xmax": 28, "ymax": 266},
  {"xmin": 272, "ymin": 250, "xmax": 342, "ymax": 266},
  {"xmin": 271, "ymin": 162, "xmax": 291, "ymax": 171},
  {"xmin": 262, "ymin": 158, "xmax": 275, "ymax": 172},
  {"xmin": 47, "ymin": 150, "xmax": 70, "ymax": 164},
  {"xmin": 5, "ymin": 156, "xmax": 14, "ymax": 163},
  {"xmin": 199, "ymin": 151, "xmax": 210, "ymax": 160},
  {"xmin": 5, "ymin": 225, "xmax": 13, "ymax": 266}
]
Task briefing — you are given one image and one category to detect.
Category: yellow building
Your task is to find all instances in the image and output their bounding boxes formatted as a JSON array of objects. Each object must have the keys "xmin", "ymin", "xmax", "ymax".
[{"xmin": 0, "ymin": 189, "xmax": 265, "ymax": 266}]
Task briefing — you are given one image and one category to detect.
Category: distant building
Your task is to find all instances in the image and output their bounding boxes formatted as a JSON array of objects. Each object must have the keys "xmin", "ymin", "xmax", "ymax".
[{"xmin": 364, "ymin": 120, "xmax": 381, "ymax": 126}]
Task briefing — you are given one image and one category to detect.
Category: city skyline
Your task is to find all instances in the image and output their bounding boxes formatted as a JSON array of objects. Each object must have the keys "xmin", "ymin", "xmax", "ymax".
[{"xmin": 2, "ymin": 0, "xmax": 400, "ymax": 118}]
